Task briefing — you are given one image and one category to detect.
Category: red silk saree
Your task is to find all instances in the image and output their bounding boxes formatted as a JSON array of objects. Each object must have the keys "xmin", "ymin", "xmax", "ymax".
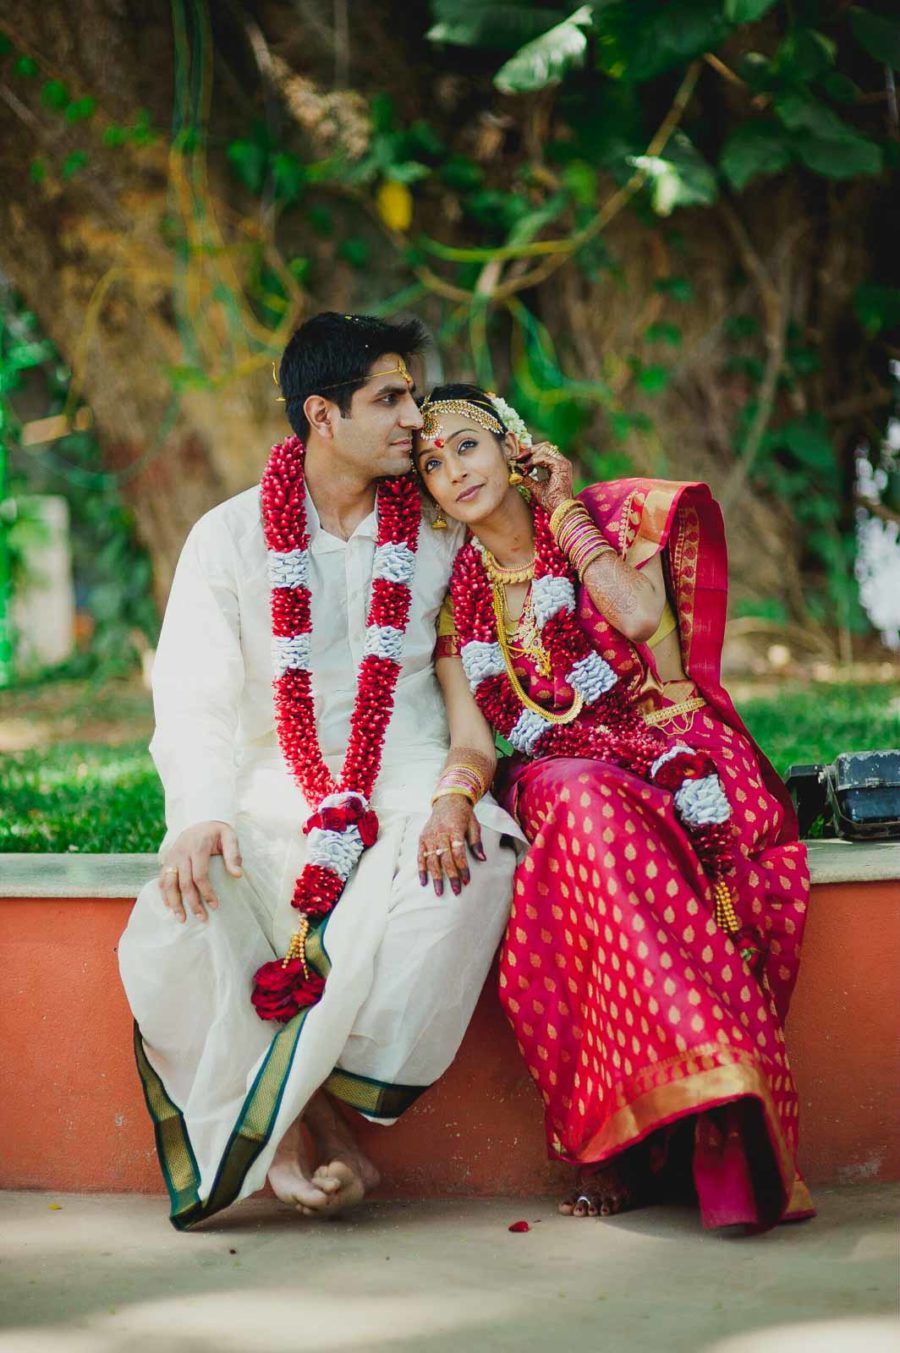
[{"xmin": 495, "ymin": 480, "xmax": 813, "ymax": 1230}]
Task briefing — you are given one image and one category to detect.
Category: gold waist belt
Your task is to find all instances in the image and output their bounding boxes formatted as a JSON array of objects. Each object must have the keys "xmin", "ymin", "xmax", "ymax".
[{"xmin": 643, "ymin": 695, "xmax": 706, "ymax": 727}]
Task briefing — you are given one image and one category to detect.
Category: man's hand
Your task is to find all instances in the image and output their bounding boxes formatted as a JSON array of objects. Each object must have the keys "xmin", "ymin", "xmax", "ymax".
[
  {"xmin": 417, "ymin": 796, "xmax": 486, "ymax": 897},
  {"xmin": 159, "ymin": 821, "xmax": 243, "ymax": 924}
]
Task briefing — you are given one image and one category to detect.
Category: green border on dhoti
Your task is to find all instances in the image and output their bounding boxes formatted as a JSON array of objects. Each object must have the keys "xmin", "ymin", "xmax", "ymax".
[{"xmin": 132, "ymin": 916, "xmax": 429, "ymax": 1229}]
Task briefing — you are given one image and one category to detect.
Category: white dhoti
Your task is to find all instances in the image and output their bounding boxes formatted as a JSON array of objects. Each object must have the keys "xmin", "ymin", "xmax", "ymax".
[
  {"xmin": 119, "ymin": 788, "xmax": 518, "ymax": 1228},
  {"xmin": 120, "ymin": 484, "xmax": 522, "ymax": 1226}
]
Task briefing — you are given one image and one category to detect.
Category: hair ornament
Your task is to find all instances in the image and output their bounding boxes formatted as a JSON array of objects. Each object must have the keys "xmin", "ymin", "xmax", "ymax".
[
  {"xmin": 419, "ymin": 398, "xmax": 504, "ymax": 445},
  {"xmin": 485, "ymin": 392, "xmax": 533, "ymax": 449}
]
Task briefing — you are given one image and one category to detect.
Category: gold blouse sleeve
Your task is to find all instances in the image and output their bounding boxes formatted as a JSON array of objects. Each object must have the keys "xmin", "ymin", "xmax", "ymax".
[{"xmin": 434, "ymin": 593, "xmax": 460, "ymax": 658}]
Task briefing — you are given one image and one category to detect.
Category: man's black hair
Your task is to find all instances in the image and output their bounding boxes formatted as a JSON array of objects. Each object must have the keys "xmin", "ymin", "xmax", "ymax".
[{"xmin": 278, "ymin": 311, "xmax": 429, "ymax": 440}]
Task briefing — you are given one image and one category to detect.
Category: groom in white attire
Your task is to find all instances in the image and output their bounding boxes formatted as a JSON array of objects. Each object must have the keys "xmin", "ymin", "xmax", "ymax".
[{"xmin": 119, "ymin": 312, "xmax": 519, "ymax": 1229}]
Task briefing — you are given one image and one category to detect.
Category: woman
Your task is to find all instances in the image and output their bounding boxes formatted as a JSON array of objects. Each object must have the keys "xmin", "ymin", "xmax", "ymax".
[{"xmin": 413, "ymin": 384, "xmax": 813, "ymax": 1232}]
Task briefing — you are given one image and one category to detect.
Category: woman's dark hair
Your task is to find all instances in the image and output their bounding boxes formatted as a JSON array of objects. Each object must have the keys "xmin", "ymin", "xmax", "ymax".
[
  {"xmin": 278, "ymin": 311, "xmax": 429, "ymax": 439},
  {"xmin": 422, "ymin": 383, "xmax": 508, "ymax": 438}
]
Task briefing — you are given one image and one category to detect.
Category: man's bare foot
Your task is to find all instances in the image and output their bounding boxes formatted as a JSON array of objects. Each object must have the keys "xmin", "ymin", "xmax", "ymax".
[
  {"xmin": 267, "ymin": 1119, "xmax": 340, "ymax": 1213},
  {"xmin": 303, "ymin": 1090, "xmax": 380, "ymax": 1218},
  {"xmin": 559, "ymin": 1162, "xmax": 633, "ymax": 1218}
]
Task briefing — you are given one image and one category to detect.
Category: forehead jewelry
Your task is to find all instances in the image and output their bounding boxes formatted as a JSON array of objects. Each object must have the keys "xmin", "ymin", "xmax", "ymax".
[
  {"xmin": 419, "ymin": 398, "xmax": 504, "ymax": 449},
  {"xmin": 274, "ymin": 356, "xmax": 414, "ymax": 403}
]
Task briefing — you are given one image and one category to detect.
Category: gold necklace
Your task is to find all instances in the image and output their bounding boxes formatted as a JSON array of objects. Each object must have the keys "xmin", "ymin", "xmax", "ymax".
[
  {"xmin": 480, "ymin": 545, "xmax": 535, "ymax": 586},
  {"xmin": 490, "ymin": 584, "xmax": 585, "ymax": 726},
  {"xmin": 504, "ymin": 589, "xmax": 553, "ymax": 678}
]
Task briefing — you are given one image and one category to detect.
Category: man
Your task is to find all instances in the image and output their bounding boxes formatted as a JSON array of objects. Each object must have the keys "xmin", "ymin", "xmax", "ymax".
[{"xmin": 119, "ymin": 312, "xmax": 519, "ymax": 1229}]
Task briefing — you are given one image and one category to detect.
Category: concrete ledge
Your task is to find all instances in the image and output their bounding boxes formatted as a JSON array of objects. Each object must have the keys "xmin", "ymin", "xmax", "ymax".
[
  {"xmin": 1, "ymin": 847, "xmax": 898, "ymax": 1197},
  {"xmin": 2, "ymin": 839, "xmax": 897, "ymax": 899}
]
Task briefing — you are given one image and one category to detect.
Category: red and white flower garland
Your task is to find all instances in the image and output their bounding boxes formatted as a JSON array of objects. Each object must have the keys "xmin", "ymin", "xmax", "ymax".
[
  {"xmin": 251, "ymin": 435, "xmax": 421, "ymax": 1022},
  {"xmin": 450, "ymin": 503, "xmax": 743, "ymax": 938}
]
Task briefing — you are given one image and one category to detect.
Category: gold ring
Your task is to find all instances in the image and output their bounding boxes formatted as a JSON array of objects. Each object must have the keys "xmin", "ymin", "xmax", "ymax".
[{"xmin": 162, "ymin": 865, "xmax": 178, "ymax": 875}]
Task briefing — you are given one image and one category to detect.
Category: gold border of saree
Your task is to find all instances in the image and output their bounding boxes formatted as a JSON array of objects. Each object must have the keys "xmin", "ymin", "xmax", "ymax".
[{"xmin": 133, "ymin": 917, "xmax": 428, "ymax": 1229}]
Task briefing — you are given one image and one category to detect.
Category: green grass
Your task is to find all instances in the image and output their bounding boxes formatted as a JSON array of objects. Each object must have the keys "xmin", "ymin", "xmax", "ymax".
[
  {"xmin": 1, "ymin": 682, "xmax": 897, "ymax": 852},
  {"xmin": 0, "ymin": 741, "xmax": 164, "ymax": 852},
  {"xmin": 737, "ymin": 682, "xmax": 900, "ymax": 776}
]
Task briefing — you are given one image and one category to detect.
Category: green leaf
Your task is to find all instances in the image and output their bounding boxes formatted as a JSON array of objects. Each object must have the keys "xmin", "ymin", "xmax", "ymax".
[
  {"xmin": 370, "ymin": 92, "xmax": 395, "ymax": 133},
  {"xmin": 794, "ymin": 134, "xmax": 882, "ymax": 179},
  {"xmin": 561, "ymin": 160, "xmax": 597, "ymax": 207},
  {"xmin": 720, "ymin": 120, "xmax": 792, "ymax": 190},
  {"xmin": 307, "ymin": 204, "xmax": 334, "ymax": 236},
  {"xmin": 772, "ymin": 29, "xmax": 836, "ymax": 82},
  {"xmin": 775, "ymin": 90, "xmax": 867, "ymax": 142},
  {"xmin": 428, "ymin": 3, "xmax": 566, "ymax": 52},
  {"xmin": 636, "ymin": 364, "xmax": 670, "ymax": 394},
  {"xmin": 386, "ymin": 160, "xmax": 431, "ymax": 184},
  {"xmin": 0, "ymin": 33, "xmax": 13, "ymax": 56},
  {"xmin": 654, "ymin": 276, "xmax": 694, "ymax": 303},
  {"xmin": 29, "ymin": 158, "xmax": 47, "ymax": 184},
  {"xmin": 724, "ymin": 0, "xmax": 777, "ymax": 21},
  {"xmin": 40, "ymin": 79, "xmax": 69, "ymax": 111},
  {"xmin": 849, "ymin": 7, "xmax": 900, "ymax": 71},
  {"xmin": 226, "ymin": 138, "xmax": 268, "ymax": 195},
  {"xmin": 65, "ymin": 96, "xmax": 96, "ymax": 123},
  {"xmin": 339, "ymin": 237, "xmax": 370, "ymax": 268},
  {"xmin": 855, "ymin": 283, "xmax": 900, "ymax": 336},
  {"xmin": 595, "ymin": 0, "xmax": 728, "ymax": 83},
  {"xmin": 630, "ymin": 131, "xmax": 717, "ymax": 215},
  {"xmin": 494, "ymin": 5, "xmax": 593, "ymax": 93},
  {"xmin": 271, "ymin": 152, "xmax": 306, "ymax": 205},
  {"xmin": 287, "ymin": 257, "xmax": 312, "ymax": 286},
  {"xmin": 819, "ymin": 72, "xmax": 861, "ymax": 104},
  {"xmin": 644, "ymin": 321, "xmax": 682, "ymax": 347},
  {"xmin": 103, "ymin": 125, "xmax": 128, "ymax": 148},
  {"xmin": 62, "ymin": 150, "xmax": 88, "ymax": 179},
  {"xmin": 505, "ymin": 192, "xmax": 568, "ymax": 246},
  {"xmin": 14, "ymin": 55, "xmax": 38, "ymax": 78},
  {"xmin": 440, "ymin": 155, "xmax": 484, "ymax": 191}
]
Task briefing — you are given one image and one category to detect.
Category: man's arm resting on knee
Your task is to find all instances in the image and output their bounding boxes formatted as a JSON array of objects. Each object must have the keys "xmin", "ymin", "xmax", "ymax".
[{"xmin": 160, "ymin": 820, "xmax": 243, "ymax": 924}]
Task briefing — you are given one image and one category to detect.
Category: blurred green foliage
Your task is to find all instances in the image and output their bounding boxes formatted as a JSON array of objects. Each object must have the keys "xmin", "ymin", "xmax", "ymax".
[
  {"xmin": 1, "ymin": 679, "xmax": 896, "ymax": 851},
  {"xmin": 0, "ymin": 288, "xmax": 158, "ymax": 679}
]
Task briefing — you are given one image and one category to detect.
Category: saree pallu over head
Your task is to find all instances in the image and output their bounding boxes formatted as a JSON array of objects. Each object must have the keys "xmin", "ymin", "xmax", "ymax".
[{"xmin": 575, "ymin": 478, "xmax": 799, "ymax": 843}]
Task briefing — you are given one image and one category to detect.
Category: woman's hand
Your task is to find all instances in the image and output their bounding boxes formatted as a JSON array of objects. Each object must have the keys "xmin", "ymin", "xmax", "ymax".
[
  {"xmin": 417, "ymin": 795, "xmax": 486, "ymax": 897},
  {"xmin": 518, "ymin": 441, "xmax": 574, "ymax": 516}
]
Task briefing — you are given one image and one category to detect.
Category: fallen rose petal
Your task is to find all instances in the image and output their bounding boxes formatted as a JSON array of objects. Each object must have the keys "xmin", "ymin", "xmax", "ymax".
[{"xmin": 508, "ymin": 1220, "xmax": 530, "ymax": 1233}]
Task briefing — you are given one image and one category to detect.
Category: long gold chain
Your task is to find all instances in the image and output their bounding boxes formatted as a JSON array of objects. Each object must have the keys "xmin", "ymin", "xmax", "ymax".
[{"xmin": 491, "ymin": 583, "xmax": 585, "ymax": 726}]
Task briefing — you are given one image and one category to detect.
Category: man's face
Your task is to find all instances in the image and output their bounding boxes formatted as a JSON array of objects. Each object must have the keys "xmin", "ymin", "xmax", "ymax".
[{"xmin": 330, "ymin": 353, "xmax": 424, "ymax": 478}]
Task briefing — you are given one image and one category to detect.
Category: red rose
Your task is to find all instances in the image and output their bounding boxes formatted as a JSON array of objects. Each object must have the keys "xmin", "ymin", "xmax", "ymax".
[
  {"xmin": 251, "ymin": 959, "xmax": 326, "ymax": 1023},
  {"xmin": 653, "ymin": 751, "xmax": 717, "ymax": 790}
]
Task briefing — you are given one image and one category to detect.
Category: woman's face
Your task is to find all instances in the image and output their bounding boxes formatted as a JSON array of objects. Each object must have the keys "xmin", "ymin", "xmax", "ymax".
[{"xmin": 414, "ymin": 410, "xmax": 518, "ymax": 526}]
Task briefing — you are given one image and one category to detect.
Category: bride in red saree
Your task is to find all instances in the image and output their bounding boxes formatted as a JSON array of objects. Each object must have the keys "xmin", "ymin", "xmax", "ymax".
[{"xmin": 414, "ymin": 384, "xmax": 814, "ymax": 1232}]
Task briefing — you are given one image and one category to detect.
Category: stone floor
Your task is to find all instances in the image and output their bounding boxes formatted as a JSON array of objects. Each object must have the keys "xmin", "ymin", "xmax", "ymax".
[{"xmin": 0, "ymin": 1184, "xmax": 896, "ymax": 1352}]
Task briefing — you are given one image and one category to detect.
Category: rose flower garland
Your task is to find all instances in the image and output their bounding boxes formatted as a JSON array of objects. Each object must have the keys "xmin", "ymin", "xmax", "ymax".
[
  {"xmin": 451, "ymin": 502, "xmax": 756, "ymax": 962},
  {"xmin": 251, "ymin": 436, "xmax": 421, "ymax": 1022}
]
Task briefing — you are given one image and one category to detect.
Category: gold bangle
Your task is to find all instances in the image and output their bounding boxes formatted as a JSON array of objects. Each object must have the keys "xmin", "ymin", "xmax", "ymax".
[
  {"xmin": 549, "ymin": 498, "xmax": 585, "ymax": 538},
  {"xmin": 575, "ymin": 542, "xmax": 616, "ymax": 580},
  {"xmin": 431, "ymin": 786, "xmax": 477, "ymax": 806}
]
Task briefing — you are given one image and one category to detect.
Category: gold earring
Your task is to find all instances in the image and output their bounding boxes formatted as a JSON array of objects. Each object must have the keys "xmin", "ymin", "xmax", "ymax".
[
  {"xmin": 431, "ymin": 506, "xmax": 447, "ymax": 531},
  {"xmin": 508, "ymin": 466, "xmax": 525, "ymax": 486}
]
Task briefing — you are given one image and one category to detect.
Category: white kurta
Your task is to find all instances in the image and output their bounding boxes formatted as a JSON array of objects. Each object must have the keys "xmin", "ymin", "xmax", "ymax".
[{"xmin": 118, "ymin": 484, "xmax": 521, "ymax": 1223}]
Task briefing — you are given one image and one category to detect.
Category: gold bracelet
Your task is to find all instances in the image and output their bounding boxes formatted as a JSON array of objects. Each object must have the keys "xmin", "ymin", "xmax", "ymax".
[
  {"xmin": 575, "ymin": 542, "xmax": 616, "ymax": 580},
  {"xmin": 549, "ymin": 498, "xmax": 585, "ymax": 538},
  {"xmin": 431, "ymin": 786, "xmax": 477, "ymax": 806}
]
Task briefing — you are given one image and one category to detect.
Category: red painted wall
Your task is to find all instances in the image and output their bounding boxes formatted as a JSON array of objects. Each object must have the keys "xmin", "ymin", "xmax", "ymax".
[{"xmin": 1, "ymin": 882, "xmax": 897, "ymax": 1196}]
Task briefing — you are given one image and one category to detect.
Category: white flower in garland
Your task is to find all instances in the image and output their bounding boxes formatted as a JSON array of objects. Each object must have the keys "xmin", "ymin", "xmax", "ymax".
[{"xmin": 486, "ymin": 392, "xmax": 533, "ymax": 448}]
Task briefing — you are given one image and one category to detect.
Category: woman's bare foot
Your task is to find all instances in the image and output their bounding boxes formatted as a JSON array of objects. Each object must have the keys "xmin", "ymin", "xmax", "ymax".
[
  {"xmin": 302, "ymin": 1090, "xmax": 380, "ymax": 1218},
  {"xmin": 267, "ymin": 1119, "xmax": 341, "ymax": 1213},
  {"xmin": 559, "ymin": 1162, "xmax": 633, "ymax": 1218}
]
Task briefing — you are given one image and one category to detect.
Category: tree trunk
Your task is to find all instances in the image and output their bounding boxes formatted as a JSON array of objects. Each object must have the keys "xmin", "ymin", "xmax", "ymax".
[{"xmin": 0, "ymin": 0, "xmax": 286, "ymax": 605}]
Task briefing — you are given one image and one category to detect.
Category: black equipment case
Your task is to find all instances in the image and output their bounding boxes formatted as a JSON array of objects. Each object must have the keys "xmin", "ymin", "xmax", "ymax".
[{"xmin": 785, "ymin": 749, "xmax": 900, "ymax": 841}]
